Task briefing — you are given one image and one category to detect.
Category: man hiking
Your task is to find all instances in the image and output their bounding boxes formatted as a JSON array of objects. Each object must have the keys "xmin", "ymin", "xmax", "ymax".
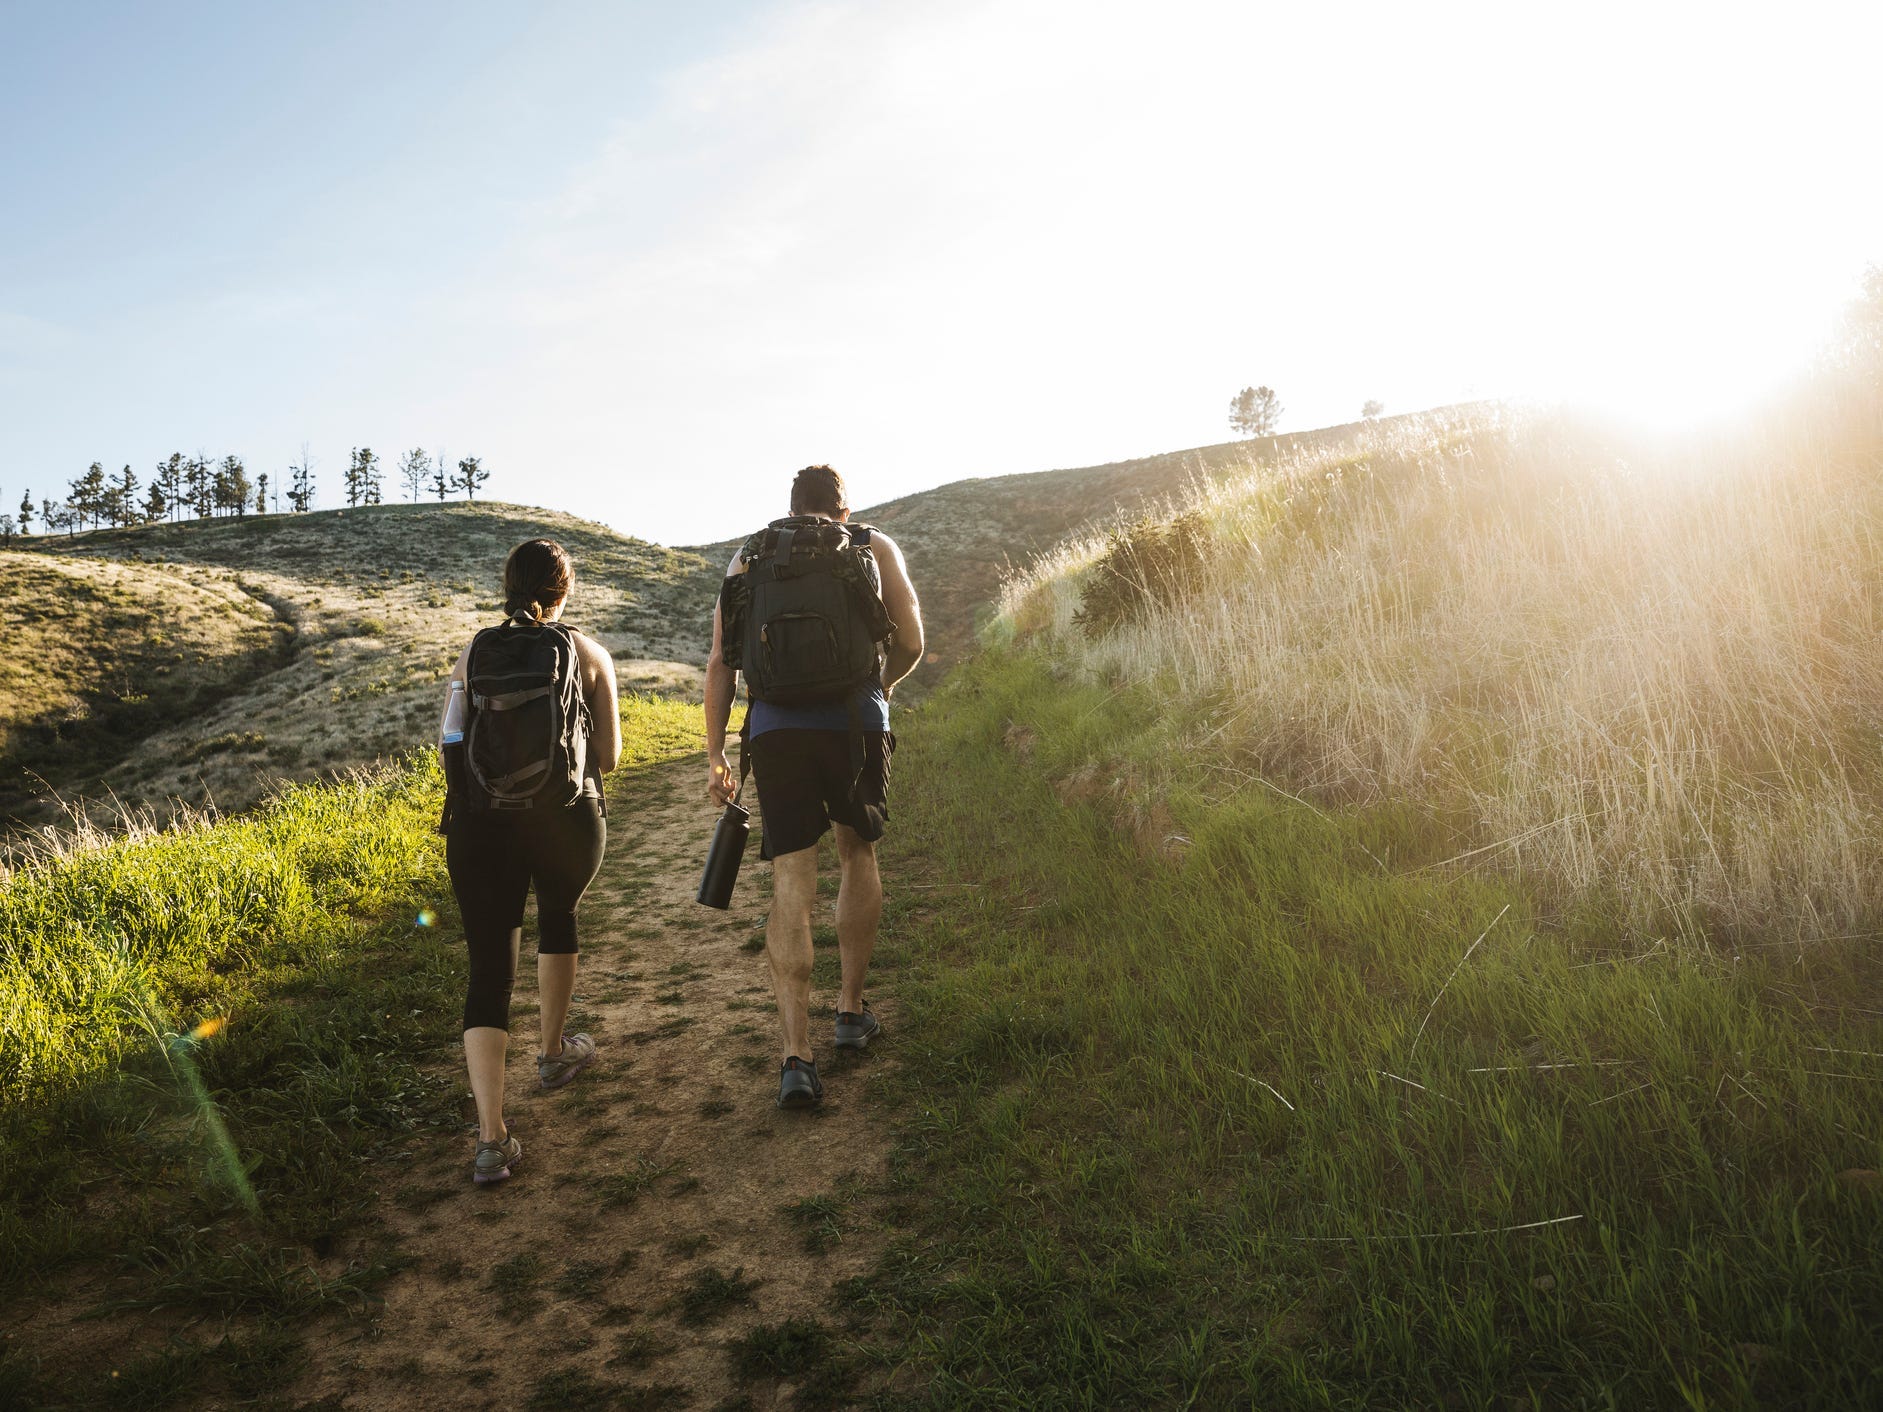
[{"xmin": 705, "ymin": 464, "xmax": 924, "ymax": 1108}]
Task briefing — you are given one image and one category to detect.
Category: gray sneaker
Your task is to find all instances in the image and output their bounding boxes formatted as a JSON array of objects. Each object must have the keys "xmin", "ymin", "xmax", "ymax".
[
  {"xmin": 834, "ymin": 1003, "xmax": 881, "ymax": 1050},
  {"xmin": 538, "ymin": 1032, "xmax": 596, "ymax": 1090},
  {"xmin": 777, "ymin": 1056, "xmax": 824, "ymax": 1109},
  {"xmin": 473, "ymin": 1132, "xmax": 521, "ymax": 1185}
]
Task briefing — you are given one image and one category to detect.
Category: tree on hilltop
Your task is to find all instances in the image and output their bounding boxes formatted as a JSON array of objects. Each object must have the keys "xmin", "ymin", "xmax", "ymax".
[
  {"xmin": 215, "ymin": 455, "xmax": 251, "ymax": 517},
  {"xmin": 112, "ymin": 464, "xmax": 140, "ymax": 526},
  {"xmin": 1361, "ymin": 399, "xmax": 1384, "ymax": 420},
  {"xmin": 143, "ymin": 480, "xmax": 167, "ymax": 522},
  {"xmin": 256, "ymin": 472, "xmax": 268, "ymax": 516},
  {"xmin": 345, "ymin": 447, "xmax": 382, "ymax": 507},
  {"xmin": 287, "ymin": 445, "xmax": 316, "ymax": 512},
  {"xmin": 69, "ymin": 462, "xmax": 107, "ymax": 529},
  {"xmin": 156, "ymin": 453, "xmax": 185, "ymax": 520},
  {"xmin": 454, "ymin": 455, "xmax": 488, "ymax": 500},
  {"xmin": 187, "ymin": 456, "xmax": 214, "ymax": 519},
  {"xmin": 1836, "ymin": 263, "xmax": 1883, "ymax": 377},
  {"xmin": 399, "ymin": 448, "xmax": 431, "ymax": 503},
  {"xmin": 1229, "ymin": 386, "xmax": 1282, "ymax": 438},
  {"xmin": 0, "ymin": 512, "xmax": 13, "ymax": 547},
  {"xmin": 18, "ymin": 490, "xmax": 33, "ymax": 535},
  {"xmin": 430, "ymin": 450, "xmax": 450, "ymax": 501}
]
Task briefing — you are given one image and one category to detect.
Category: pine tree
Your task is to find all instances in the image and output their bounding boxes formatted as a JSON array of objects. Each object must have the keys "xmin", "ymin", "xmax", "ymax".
[
  {"xmin": 18, "ymin": 490, "xmax": 32, "ymax": 536},
  {"xmin": 453, "ymin": 456, "xmax": 488, "ymax": 500},
  {"xmin": 144, "ymin": 480, "xmax": 167, "ymax": 522},
  {"xmin": 157, "ymin": 453, "xmax": 186, "ymax": 520},
  {"xmin": 430, "ymin": 455, "xmax": 450, "ymax": 501},
  {"xmin": 288, "ymin": 445, "xmax": 315, "ymax": 512},
  {"xmin": 256, "ymin": 472, "xmax": 268, "ymax": 516},
  {"xmin": 187, "ymin": 456, "xmax": 214, "ymax": 519},
  {"xmin": 220, "ymin": 455, "xmax": 252, "ymax": 518},
  {"xmin": 69, "ymin": 462, "xmax": 107, "ymax": 529},
  {"xmin": 113, "ymin": 464, "xmax": 140, "ymax": 526},
  {"xmin": 98, "ymin": 469, "xmax": 126, "ymax": 528}
]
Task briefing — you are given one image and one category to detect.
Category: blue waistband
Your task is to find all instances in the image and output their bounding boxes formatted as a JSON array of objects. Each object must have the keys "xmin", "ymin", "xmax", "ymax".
[{"xmin": 747, "ymin": 685, "xmax": 889, "ymax": 737}]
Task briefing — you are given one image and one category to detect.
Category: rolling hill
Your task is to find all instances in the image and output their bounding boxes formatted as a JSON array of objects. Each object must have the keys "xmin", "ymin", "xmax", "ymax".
[
  {"xmin": 693, "ymin": 413, "xmax": 1438, "ymax": 678},
  {"xmin": 3, "ymin": 502, "xmax": 718, "ymax": 844},
  {"xmin": 4, "ymin": 414, "xmax": 1427, "ymax": 842}
]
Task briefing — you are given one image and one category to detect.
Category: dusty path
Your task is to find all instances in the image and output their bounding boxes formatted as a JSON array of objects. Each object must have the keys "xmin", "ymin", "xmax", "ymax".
[{"xmin": 294, "ymin": 756, "xmax": 903, "ymax": 1409}]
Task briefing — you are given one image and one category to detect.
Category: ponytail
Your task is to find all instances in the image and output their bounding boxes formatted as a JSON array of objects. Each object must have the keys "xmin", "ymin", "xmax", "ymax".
[{"xmin": 501, "ymin": 540, "xmax": 573, "ymax": 620}]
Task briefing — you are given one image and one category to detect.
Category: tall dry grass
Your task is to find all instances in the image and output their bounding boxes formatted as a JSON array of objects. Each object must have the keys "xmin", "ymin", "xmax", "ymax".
[{"xmin": 1001, "ymin": 389, "xmax": 1883, "ymax": 940}]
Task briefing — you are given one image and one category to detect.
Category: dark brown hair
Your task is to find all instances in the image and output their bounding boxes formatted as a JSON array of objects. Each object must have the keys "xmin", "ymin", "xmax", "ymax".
[
  {"xmin": 503, "ymin": 539, "xmax": 573, "ymax": 618},
  {"xmin": 789, "ymin": 464, "xmax": 847, "ymax": 517}
]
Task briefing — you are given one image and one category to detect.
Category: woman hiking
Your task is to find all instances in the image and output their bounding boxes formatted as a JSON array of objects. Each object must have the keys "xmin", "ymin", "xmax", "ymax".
[{"xmin": 441, "ymin": 538, "xmax": 620, "ymax": 1183}]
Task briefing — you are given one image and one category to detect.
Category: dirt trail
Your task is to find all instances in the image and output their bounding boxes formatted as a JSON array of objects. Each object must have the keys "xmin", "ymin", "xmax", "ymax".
[{"xmin": 294, "ymin": 757, "xmax": 901, "ymax": 1409}]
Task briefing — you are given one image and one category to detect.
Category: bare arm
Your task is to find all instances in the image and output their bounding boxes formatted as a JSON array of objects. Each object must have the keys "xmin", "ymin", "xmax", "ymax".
[
  {"xmin": 579, "ymin": 634, "xmax": 622, "ymax": 776},
  {"xmin": 873, "ymin": 532, "xmax": 924, "ymax": 692},
  {"xmin": 704, "ymin": 552, "xmax": 744, "ymax": 805}
]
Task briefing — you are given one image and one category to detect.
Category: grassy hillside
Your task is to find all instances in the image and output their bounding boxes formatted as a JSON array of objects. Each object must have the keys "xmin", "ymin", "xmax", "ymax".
[
  {"xmin": 871, "ymin": 654, "xmax": 1881, "ymax": 1407},
  {"xmin": 693, "ymin": 414, "xmax": 1442, "ymax": 682},
  {"xmin": 0, "ymin": 551, "xmax": 287, "ymax": 816},
  {"xmin": 838, "ymin": 383, "xmax": 1883, "ymax": 1405},
  {"xmin": 5, "ymin": 502, "xmax": 718, "ymax": 842},
  {"xmin": 6, "ymin": 424, "xmax": 1419, "ymax": 837},
  {"xmin": 1000, "ymin": 400, "xmax": 1883, "ymax": 940},
  {"xmin": 0, "ymin": 696, "xmax": 724, "ymax": 1406}
]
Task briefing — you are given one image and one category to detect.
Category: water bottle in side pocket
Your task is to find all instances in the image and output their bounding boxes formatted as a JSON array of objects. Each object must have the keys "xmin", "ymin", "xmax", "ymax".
[{"xmin": 439, "ymin": 679, "xmax": 468, "ymax": 833}]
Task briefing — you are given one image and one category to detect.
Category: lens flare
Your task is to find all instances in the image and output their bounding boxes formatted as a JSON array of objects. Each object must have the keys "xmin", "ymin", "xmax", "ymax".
[
  {"xmin": 416, "ymin": 909, "xmax": 437, "ymax": 928},
  {"xmin": 155, "ymin": 1011, "xmax": 260, "ymax": 1218}
]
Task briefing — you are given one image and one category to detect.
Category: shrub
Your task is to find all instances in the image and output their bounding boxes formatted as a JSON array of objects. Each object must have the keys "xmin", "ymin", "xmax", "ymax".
[{"xmin": 1071, "ymin": 510, "xmax": 1211, "ymax": 639}]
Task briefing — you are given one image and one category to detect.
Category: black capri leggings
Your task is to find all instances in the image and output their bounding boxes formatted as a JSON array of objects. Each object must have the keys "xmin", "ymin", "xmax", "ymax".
[{"xmin": 446, "ymin": 797, "xmax": 606, "ymax": 1032}]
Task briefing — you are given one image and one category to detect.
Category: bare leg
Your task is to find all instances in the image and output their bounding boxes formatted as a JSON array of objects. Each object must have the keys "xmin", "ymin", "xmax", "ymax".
[
  {"xmin": 538, "ymin": 953, "xmax": 577, "ymax": 1057},
  {"xmin": 464, "ymin": 1027, "xmax": 508, "ymax": 1142},
  {"xmin": 767, "ymin": 846, "xmax": 819, "ymax": 1061},
  {"xmin": 832, "ymin": 825, "xmax": 881, "ymax": 1015}
]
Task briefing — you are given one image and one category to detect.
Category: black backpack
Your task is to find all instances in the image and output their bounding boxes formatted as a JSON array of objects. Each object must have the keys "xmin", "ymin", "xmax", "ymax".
[
  {"xmin": 461, "ymin": 614, "xmax": 593, "ymax": 811},
  {"xmin": 723, "ymin": 518, "xmax": 896, "ymax": 705}
]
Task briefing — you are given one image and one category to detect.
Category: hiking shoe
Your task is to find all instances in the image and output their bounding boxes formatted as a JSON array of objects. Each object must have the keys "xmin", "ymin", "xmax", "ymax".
[
  {"xmin": 473, "ymin": 1132, "xmax": 521, "ymax": 1184},
  {"xmin": 538, "ymin": 1032, "xmax": 596, "ymax": 1090},
  {"xmin": 834, "ymin": 1003, "xmax": 882, "ymax": 1050},
  {"xmin": 777, "ymin": 1056, "xmax": 824, "ymax": 1109}
]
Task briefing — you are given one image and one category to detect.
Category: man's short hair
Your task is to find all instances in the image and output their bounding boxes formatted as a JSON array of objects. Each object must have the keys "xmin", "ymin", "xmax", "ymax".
[{"xmin": 790, "ymin": 464, "xmax": 847, "ymax": 517}]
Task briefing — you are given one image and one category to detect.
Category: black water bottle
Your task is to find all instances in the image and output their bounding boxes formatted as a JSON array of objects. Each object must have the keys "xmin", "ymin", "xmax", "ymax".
[{"xmin": 697, "ymin": 799, "xmax": 751, "ymax": 909}]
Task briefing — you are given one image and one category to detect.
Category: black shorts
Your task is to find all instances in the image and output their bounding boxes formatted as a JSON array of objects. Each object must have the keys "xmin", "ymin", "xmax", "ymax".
[{"xmin": 749, "ymin": 729, "xmax": 894, "ymax": 860}]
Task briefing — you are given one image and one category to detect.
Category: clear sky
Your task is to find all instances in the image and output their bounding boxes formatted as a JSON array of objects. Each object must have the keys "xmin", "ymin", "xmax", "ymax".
[{"xmin": 4, "ymin": 0, "xmax": 1880, "ymax": 545}]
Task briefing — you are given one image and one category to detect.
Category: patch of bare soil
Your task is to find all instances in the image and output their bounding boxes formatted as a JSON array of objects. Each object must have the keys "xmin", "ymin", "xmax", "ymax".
[{"xmin": 291, "ymin": 758, "xmax": 902, "ymax": 1409}]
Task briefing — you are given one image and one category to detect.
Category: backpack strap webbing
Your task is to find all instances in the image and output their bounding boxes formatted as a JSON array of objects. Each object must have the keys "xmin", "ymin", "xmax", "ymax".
[
  {"xmin": 474, "ymin": 685, "xmax": 553, "ymax": 710},
  {"xmin": 737, "ymin": 710, "xmax": 752, "ymax": 799},
  {"xmin": 845, "ymin": 694, "xmax": 866, "ymax": 804}
]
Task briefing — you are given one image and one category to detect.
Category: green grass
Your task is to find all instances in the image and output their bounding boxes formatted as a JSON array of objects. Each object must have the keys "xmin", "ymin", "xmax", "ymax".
[
  {"xmin": 0, "ymin": 550, "xmax": 286, "ymax": 816},
  {"xmin": 616, "ymin": 691, "xmax": 739, "ymax": 772},
  {"xmin": 0, "ymin": 694, "xmax": 721, "ymax": 1406},
  {"xmin": 868, "ymin": 650, "xmax": 1883, "ymax": 1409}
]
